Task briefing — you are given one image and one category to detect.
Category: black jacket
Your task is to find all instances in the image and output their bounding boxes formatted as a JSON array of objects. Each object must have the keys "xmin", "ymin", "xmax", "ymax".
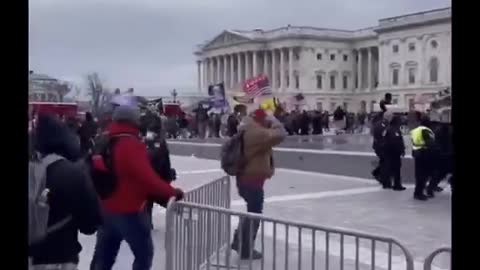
[
  {"xmin": 30, "ymin": 114, "xmax": 102, "ymax": 265},
  {"xmin": 384, "ymin": 125, "xmax": 405, "ymax": 156},
  {"xmin": 372, "ymin": 120, "xmax": 388, "ymax": 152}
]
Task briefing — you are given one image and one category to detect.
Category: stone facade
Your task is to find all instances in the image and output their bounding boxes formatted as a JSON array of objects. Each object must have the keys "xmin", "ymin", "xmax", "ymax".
[{"xmin": 194, "ymin": 7, "xmax": 451, "ymax": 113}]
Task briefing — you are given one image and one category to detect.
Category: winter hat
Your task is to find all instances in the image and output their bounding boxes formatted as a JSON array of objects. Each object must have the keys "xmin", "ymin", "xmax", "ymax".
[
  {"xmin": 112, "ymin": 105, "xmax": 141, "ymax": 125},
  {"xmin": 253, "ymin": 108, "xmax": 267, "ymax": 120}
]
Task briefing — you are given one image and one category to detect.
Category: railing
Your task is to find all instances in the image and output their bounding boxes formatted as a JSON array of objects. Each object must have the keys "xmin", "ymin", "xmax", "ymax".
[
  {"xmin": 165, "ymin": 176, "xmax": 231, "ymax": 270},
  {"xmin": 165, "ymin": 200, "xmax": 415, "ymax": 270},
  {"xmin": 183, "ymin": 175, "xmax": 231, "ymax": 209},
  {"xmin": 424, "ymin": 247, "xmax": 451, "ymax": 270}
]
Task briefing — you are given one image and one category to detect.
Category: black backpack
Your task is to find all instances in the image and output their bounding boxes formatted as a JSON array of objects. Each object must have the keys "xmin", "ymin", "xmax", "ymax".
[{"xmin": 87, "ymin": 133, "xmax": 135, "ymax": 199}]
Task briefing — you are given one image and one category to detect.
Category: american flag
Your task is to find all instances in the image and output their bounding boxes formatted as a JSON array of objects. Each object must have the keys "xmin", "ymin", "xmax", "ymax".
[{"xmin": 243, "ymin": 75, "xmax": 272, "ymax": 98}]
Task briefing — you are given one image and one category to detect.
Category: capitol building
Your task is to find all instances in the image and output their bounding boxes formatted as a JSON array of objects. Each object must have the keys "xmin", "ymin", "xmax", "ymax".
[{"xmin": 194, "ymin": 7, "xmax": 451, "ymax": 113}]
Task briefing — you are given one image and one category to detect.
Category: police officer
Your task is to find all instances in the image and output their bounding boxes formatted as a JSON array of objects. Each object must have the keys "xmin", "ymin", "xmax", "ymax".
[
  {"xmin": 381, "ymin": 113, "xmax": 407, "ymax": 190},
  {"xmin": 371, "ymin": 112, "xmax": 389, "ymax": 185},
  {"xmin": 426, "ymin": 120, "xmax": 453, "ymax": 197},
  {"xmin": 410, "ymin": 111, "xmax": 436, "ymax": 201}
]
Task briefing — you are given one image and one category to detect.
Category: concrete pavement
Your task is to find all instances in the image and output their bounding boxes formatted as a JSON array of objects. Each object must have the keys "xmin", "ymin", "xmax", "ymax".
[{"xmin": 78, "ymin": 155, "xmax": 450, "ymax": 270}]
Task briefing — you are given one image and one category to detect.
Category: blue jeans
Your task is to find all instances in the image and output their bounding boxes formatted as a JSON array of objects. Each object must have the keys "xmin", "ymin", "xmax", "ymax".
[
  {"xmin": 90, "ymin": 212, "xmax": 154, "ymax": 270},
  {"xmin": 231, "ymin": 184, "xmax": 264, "ymax": 255}
]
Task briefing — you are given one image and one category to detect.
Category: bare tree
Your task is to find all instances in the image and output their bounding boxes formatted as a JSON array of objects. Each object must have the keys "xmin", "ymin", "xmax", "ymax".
[{"xmin": 85, "ymin": 72, "xmax": 111, "ymax": 116}]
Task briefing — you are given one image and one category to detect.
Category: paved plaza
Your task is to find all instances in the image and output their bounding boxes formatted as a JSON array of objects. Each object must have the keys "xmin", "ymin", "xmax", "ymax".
[{"xmin": 78, "ymin": 155, "xmax": 451, "ymax": 270}]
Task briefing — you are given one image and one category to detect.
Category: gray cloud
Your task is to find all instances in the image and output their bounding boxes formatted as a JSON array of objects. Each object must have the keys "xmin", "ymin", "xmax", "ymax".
[{"xmin": 29, "ymin": 0, "xmax": 450, "ymax": 96}]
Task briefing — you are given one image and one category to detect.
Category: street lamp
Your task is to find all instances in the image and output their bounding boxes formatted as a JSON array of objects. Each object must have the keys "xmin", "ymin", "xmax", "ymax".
[{"xmin": 171, "ymin": 89, "xmax": 178, "ymax": 103}]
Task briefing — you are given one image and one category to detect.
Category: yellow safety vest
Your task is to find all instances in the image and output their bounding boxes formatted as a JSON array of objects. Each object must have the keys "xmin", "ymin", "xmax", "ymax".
[{"xmin": 410, "ymin": 126, "xmax": 434, "ymax": 150}]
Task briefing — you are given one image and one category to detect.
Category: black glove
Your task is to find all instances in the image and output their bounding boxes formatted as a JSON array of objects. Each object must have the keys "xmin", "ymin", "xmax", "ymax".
[{"xmin": 174, "ymin": 188, "xmax": 184, "ymax": 201}]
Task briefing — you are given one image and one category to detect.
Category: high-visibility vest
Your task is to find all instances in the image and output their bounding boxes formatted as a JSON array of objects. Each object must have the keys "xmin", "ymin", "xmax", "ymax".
[{"xmin": 410, "ymin": 126, "xmax": 434, "ymax": 150}]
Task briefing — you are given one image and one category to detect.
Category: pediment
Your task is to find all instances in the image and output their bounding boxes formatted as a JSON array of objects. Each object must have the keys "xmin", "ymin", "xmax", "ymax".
[{"xmin": 203, "ymin": 31, "xmax": 251, "ymax": 50}]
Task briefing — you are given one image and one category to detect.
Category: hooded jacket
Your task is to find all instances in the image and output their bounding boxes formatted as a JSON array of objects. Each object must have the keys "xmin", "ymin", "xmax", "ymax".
[
  {"xmin": 30, "ymin": 114, "xmax": 102, "ymax": 265},
  {"xmin": 100, "ymin": 122, "xmax": 177, "ymax": 213}
]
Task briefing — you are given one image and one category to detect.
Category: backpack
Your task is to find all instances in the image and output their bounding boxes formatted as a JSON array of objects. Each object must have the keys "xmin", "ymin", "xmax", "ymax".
[
  {"xmin": 28, "ymin": 154, "xmax": 72, "ymax": 246},
  {"xmin": 220, "ymin": 131, "xmax": 246, "ymax": 176},
  {"xmin": 88, "ymin": 133, "xmax": 135, "ymax": 199}
]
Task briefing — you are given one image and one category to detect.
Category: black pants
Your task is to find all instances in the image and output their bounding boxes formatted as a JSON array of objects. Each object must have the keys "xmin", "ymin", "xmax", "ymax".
[
  {"xmin": 372, "ymin": 150, "xmax": 385, "ymax": 182},
  {"xmin": 427, "ymin": 153, "xmax": 451, "ymax": 192},
  {"xmin": 232, "ymin": 185, "xmax": 264, "ymax": 255},
  {"xmin": 381, "ymin": 154, "xmax": 402, "ymax": 188},
  {"xmin": 413, "ymin": 149, "xmax": 433, "ymax": 196}
]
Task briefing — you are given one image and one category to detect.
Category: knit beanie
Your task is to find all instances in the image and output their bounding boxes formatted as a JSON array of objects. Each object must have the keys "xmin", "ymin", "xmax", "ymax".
[{"xmin": 112, "ymin": 105, "xmax": 141, "ymax": 125}]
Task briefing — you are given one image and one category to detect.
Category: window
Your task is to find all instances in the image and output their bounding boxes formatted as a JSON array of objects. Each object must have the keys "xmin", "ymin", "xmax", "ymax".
[
  {"xmin": 294, "ymin": 53, "xmax": 300, "ymax": 60},
  {"xmin": 286, "ymin": 74, "xmax": 290, "ymax": 88},
  {"xmin": 316, "ymin": 102, "xmax": 323, "ymax": 111},
  {"xmin": 408, "ymin": 99, "xmax": 415, "ymax": 110},
  {"xmin": 408, "ymin": 43, "xmax": 415, "ymax": 51},
  {"xmin": 295, "ymin": 74, "xmax": 300, "ymax": 89},
  {"xmin": 343, "ymin": 102, "xmax": 348, "ymax": 111},
  {"xmin": 392, "ymin": 69, "xmax": 399, "ymax": 85},
  {"xmin": 392, "ymin": 95, "xmax": 399, "ymax": 104},
  {"xmin": 429, "ymin": 57, "xmax": 439, "ymax": 82},
  {"xmin": 393, "ymin": 45, "xmax": 399, "ymax": 53},
  {"xmin": 330, "ymin": 75, "xmax": 336, "ymax": 89},
  {"xmin": 408, "ymin": 68, "xmax": 416, "ymax": 84},
  {"xmin": 316, "ymin": 75, "xmax": 323, "ymax": 89},
  {"xmin": 330, "ymin": 54, "xmax": 336, "ymax": 61},
  {"xmin": 431, "ymin": 40, "xmax": 438, "ymax": 49},
  {"xmin": 316, "ymin": 53, "xmax": 322, "ymax": 60},
  {"xmin": 343, "ymin": 54, "xmax": 348, "ymax": 61},
  {"xmin": 343, "ymin": 75, "xmax": 348, "ymax": 89}
]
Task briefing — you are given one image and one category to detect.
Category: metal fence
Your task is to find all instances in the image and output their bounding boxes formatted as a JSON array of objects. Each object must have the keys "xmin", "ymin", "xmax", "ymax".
[
  {"xmin": 165, "ymin": 176, "xmax": 232, "ymax": 270},
  {"xmin": 423, "ymin": 247, "xmax": 451, "ymax": 270},
  {"xmin": 165, "ymin": 200, "xmax": 415, "ymax": 270},
  {"xmin": 183, "ymin": 175, "xmax": 231, "ymax": 209}
]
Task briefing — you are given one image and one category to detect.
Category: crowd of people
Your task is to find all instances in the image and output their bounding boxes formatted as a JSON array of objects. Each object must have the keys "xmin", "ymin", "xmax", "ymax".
[{"xmin": 28, "ymin": 93, "xmax": 452, "ymax": 269}]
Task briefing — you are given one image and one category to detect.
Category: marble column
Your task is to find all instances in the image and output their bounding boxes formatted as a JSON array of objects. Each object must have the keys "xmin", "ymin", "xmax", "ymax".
[
  {"xmin": 367, "ymin": 48, "xmax": 372, "ymax": 90},
  {"xmin": 223, "ymin": 56, "xmax": 228, "ymax": 85},
  {"xmin": 230, "ymin": 54, "xmax": 235, "ymax": 88},
  {"xmin": 197, "ymin": 60, "xmax": 202, "ymax": 92},
  {"xmin": 209, "ymin": 58, "xmax": 214, "ymax": 86},
  {"xmin": 245, "ymin": 51, "xmax": 250, "ymax": 80},
  {"xmin": 202, "ymin": 60, "xmax": 208, "ymax": 89},
  {"xmin": 357, "ymin": 49, "xmax": 363, "ymax": 90},
  {"xmin": 288, "ymin": 47, "xmax": 294, "ymax": 90},
  {"xmin": 253, "ymin": 51, "xmax": 258, "ymax": 77},
  {"xmin": 263, "ymin": 51, "xmax": 268, "ymax": 77},
  {"xmin": 237, "ymin": 53, "xmax": 242, "ymax": 83},
  {"xmin": 280, "ymin": 48, "xmax": 285, "ymax": 90},
  {"xmin": 272, "ymin": 50, "xmax": 277, "ymax": 90},
  {"xmin": 378, "ymin": 44, "xmax": 384, "ymax": 88}
]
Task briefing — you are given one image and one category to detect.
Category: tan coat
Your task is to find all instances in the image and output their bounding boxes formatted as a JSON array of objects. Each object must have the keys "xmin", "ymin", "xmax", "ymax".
[{"xmin": 240, "ymin": 118, "xmax": 285, "ymax": 178}]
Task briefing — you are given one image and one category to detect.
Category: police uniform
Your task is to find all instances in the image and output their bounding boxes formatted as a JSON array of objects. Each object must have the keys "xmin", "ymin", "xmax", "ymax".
[
  {"xmin": 381, "ymin": 118, "xmax": 406, "ymax": 190},
  {"xmin": 410, "ymin": 125, "xmax": 436, "ymax": 200}
]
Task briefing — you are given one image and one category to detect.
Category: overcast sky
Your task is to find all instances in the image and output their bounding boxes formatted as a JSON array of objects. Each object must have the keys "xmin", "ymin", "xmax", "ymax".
[{"xmin": 29, "ymin": 0, "xmax": 450, "ymax": 97}]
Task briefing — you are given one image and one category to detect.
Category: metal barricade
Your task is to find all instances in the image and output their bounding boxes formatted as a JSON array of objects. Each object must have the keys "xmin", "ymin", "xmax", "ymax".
[
  {"xmin": 183, "ymin": 175, "xmax": 231, "ymax": 209},
  {"xmin": 165, "ymin": 176, "xmax": 231, "ymax": 270},
  {"xmin": 424, "ymin": 247, "xmax": 451, "ymax": 270},
  {"xmin": 165, "ymin": 201, "xmax": 415, "ymax": 270}
]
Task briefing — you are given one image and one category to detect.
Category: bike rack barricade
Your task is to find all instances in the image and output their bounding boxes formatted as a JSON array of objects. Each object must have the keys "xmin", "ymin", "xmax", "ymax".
[
  {"xmin": 166, "ymin": 199, "xmax": 415, "ymax": 270},
  {"xmin": 424, "ymin": 247, "xmax": 451, "ymax": 270}
]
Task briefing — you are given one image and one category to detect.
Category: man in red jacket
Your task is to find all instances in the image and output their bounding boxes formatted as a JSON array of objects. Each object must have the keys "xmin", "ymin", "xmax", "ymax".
[{"xmin": 90, "ymin": 105, "xmax": 183, "ymax": 270}]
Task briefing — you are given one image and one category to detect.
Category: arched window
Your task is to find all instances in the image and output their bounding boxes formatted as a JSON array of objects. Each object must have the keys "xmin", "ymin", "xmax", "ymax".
[
  {"xmin": 431, "ymin": 40, "xmax": 438, "ymax": 49},
  {"xmin": 429, "ymin": 57, "xmax": 439, "ymax": 83}
]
